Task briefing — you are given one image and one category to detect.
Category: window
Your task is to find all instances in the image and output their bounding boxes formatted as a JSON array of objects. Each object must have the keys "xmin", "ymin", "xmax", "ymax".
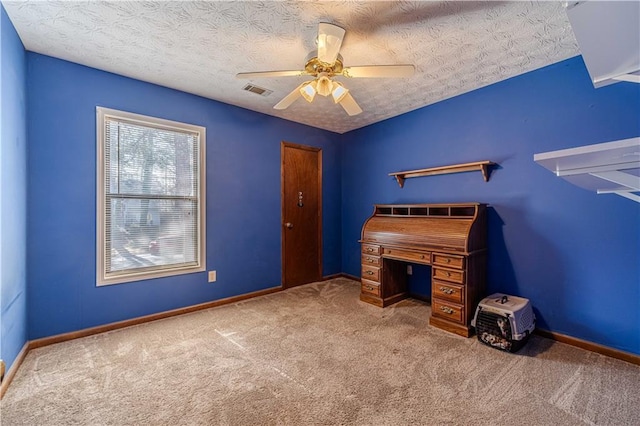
[{"xmin": 97, "ymin": 107, "xmax": 206, "ymax": 286}]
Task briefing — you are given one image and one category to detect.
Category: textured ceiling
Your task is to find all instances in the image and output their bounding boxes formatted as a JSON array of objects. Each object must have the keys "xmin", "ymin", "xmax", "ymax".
[{"xmin": 3, "ymin": 1, "xmax": 580, "ymax": 134}]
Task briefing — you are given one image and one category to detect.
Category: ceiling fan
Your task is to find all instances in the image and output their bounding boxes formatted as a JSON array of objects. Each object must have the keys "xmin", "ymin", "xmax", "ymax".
[{"xmin": 237, "ymin": 23, "xmax": 415, "ymax": 116}]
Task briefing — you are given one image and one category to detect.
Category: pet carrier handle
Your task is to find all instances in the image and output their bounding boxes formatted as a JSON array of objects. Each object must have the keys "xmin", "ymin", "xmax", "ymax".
[{"xmin": 500, "ymin": 295, "xmax": 508, "ymax": 304}]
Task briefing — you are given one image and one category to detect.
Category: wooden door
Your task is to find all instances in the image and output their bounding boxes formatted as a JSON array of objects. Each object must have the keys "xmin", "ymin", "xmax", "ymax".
[{"xmin": 281, "ymin": 142, "xmax": 322, "ymax": 288}]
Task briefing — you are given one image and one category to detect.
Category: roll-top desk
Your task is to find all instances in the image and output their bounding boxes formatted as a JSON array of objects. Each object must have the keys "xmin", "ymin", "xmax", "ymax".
[{"xmin": 360, "ymin": 203, "xmax": 487, "ymax": 337}]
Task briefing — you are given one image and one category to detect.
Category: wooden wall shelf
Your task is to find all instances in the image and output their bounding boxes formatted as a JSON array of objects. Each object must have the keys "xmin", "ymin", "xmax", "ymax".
[{"xmin": 389, "ymin": 161, "xmax": 496, "ymax": 188}]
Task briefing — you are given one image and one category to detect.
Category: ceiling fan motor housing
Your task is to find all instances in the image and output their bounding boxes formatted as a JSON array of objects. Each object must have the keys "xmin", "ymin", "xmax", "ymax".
[{"xmin": 304, "ymin": 51, "xmax": 344, "ymax": 76}]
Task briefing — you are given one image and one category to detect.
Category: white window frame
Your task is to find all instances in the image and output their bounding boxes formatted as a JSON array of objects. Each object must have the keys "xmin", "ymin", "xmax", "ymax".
[{"xmin": 96, "ymin": 107, "xmax": 206, "ymax": 286}]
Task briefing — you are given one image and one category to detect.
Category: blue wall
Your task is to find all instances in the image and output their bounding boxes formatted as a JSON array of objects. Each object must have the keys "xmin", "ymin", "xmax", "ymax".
[
  {"xmin": 0, "ymin": 6, "xmax": 28, "ymax": 371},
  {"xmin": 3, "ymin": 11, "xmax": 639, "ymax": 367},
  {"xmin": 342, "ymin": 57, "xmax": 640, "ymax": 355},
  {"xmin": 26, "ymin": 53, "xmax": 342, "ymax": 340}
]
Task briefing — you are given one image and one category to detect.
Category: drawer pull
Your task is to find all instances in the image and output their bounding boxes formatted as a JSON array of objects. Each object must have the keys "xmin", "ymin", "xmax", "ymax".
[
  {"xmin": 445, "ymin": 271, "xmax": 451, "ymax": 277},
  {"xmin": 365, "ymin": 270, "xmax": 374, "ymax": 275},
  {"xmin": 440, "ymin": 306, "xmax": 455, "ymax": 315},
  {"xmin": 368, "ymin": 259, "xmax": 374, "ymax": 263},
  {"xmin": 439, "ymin": 286, "xmax": 455, "ymax": 295},
  {"xmin": 367, "ymin": 248, "xmax": 374, "ymax": 252},
  {"xmin": 366, "ymin": 286, "xmax": 374, "ymax": 291},
  {"xmin": 420, "ymin": 255, "xmax": 425, "ymax": 259},
  {"xmin": 445, "ymin": 258, "xmax": 451, "ymax": 263}
]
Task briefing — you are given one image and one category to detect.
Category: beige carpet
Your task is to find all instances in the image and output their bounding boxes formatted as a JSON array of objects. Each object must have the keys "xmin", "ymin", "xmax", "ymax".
[{"xmin": 1, "ymin": 278, "xmax": 639, "ymax": 425}]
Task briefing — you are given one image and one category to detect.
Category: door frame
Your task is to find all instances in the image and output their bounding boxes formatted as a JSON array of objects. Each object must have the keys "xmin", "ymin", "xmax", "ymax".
[{"xmin": 281, "ymin": 141, "xmax": 323, "ymax": 288}]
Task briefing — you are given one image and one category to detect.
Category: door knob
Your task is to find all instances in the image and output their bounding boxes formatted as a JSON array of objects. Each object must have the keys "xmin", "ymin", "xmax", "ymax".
[{"xmin": 285, "ymin": 222, "xmax": 294, "ymax": 229}]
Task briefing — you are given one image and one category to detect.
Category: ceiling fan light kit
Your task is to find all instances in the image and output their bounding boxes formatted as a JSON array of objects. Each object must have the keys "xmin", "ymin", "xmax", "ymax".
[
  {"xmin": 298, "ymin": 78, "xmax": 349, "ymax": 104},
  {"xmin": 237, "ymin": 22, "xmax": 415, "ymax": 116}
]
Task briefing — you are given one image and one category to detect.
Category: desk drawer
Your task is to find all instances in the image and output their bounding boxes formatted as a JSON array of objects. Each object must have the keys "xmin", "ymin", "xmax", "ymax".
[
  {"xmin": 361, "ymin": 279, "xmax": 380, "ymax": 297},
  {"xmin": 361, "ymin": 254, "xmax": 380, "ymax": 266},
  {"xmin": 362, "ymin": 244, "xmax": 381, "ymax": 256},
  {"xmin": 432, "ymin": 253, "xmax": 465, "ymax": 269},
  {"xmin": 433, "ymin": 280, "xmax": 464, "ymax": 304},
  {"xmin": 432, "ymin": 299, "xmax": 463, "ymax": 323},
  {"xmin": 433, "ymin": 267, "xmax": 464, "ymax": 284},
  {"xmin": 361, "ymin": 264, "xmax": 380, "ymax": 282},
  {"xmin": 382, "ymin": 247, "xmax": 430, "ymax": 264}
]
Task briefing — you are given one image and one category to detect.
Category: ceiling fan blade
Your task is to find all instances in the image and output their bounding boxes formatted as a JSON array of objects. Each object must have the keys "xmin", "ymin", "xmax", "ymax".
[
  {"xmin": 342, "ymin": 65, "xmax": 415, "ymax": 78},
  {"xmin": 237, "ymin": 70, "xmax": 307, "ymax": 79},
  {"xmin": 273, "ymin": 83, "xmax": 305, "ymax": 110},
  {"xmin": 339, "ymin": 92, "xmax": 363, "ymax": 116},
  {"xmin": 317, "ymin": 22, "xmax": 345, "ymax": 64}
]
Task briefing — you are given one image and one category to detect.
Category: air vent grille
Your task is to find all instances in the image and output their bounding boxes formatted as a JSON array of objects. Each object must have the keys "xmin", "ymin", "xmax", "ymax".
[{"xmin": 242, "ymin": 84, "xmax": 272, "ymax": 97}]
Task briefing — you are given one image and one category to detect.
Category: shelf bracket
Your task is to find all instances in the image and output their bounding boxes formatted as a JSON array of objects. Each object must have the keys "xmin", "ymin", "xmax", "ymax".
[
  {"xmin": 612, "ymin": 74, "xmax": 640, "ymax": 84},
  {"xmin": 589, "ymin": 171, "xmax": 640, "ymax": 191},
  {"xmin": 612, "ymin": 191, "xmax": 640, "ymax": 203},
  {"xmin": 480, "ymin": 163, "xmax": 491, "ymax": 182}
]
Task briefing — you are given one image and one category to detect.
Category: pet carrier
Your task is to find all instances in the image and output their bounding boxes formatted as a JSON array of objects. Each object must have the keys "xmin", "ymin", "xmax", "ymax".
[{"xmin": 472, "ymin": 293, "xmax": 535, "ymax": 353}]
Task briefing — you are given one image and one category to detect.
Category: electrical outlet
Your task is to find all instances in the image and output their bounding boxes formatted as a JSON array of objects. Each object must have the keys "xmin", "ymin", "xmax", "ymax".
[
  {"xmin": 407, "ymin": 265, "xmax": 413, "ymax": 275},
  {"xmin": 208, "ymin": 270, "xmax": 217, "ymax": 282}
]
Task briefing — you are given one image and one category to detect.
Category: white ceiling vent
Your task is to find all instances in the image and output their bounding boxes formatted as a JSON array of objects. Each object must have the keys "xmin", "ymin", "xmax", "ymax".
[{"xmin": 242, "ymin": 84, "xmax": 272, "ymax": 97}]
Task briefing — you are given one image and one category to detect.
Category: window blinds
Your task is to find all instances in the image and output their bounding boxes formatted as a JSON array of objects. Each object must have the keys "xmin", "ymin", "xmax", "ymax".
[{"xmin": 102, "ymin": 115, "xmax": 202, "ymax": 280}]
